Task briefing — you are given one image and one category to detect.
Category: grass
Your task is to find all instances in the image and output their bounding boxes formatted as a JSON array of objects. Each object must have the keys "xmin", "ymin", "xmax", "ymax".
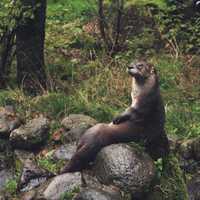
[
  {"xmin": 4, "ymin": 179, "xmax": 18, "ymax": 195},
  {"xmin": 47, "ymin": 0, "xmax": 96, "ymax": 22},
  {"xmin": 126, "ymin": 0, "xmax": 167, "ymax": 9},
  {"xmin": 1, "ymin": 54, "xmax": 199, "ymax": 139}
]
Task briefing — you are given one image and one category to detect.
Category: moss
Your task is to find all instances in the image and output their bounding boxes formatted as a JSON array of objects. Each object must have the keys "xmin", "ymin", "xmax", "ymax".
[
  {"xmin": 147, "ymin": 153, "xmax": 189, "ymax": 200},
  {"xmin": 15, "ymin": 158, "xmax": 23, "ymax": 174},
  {"xmin": 4, "ymin": 179, "xmax": 18, "ymax": 195},
  {"xmin": 4, "ymin": 172, "xmax": 20, "ymax": 197},
  {"xmin": 37, "ymin": 156, "xmax": 65, "ymax": 174},
  {"xmin": 60, "ymin": 187, "xmax": 80, "ymax": 200}
]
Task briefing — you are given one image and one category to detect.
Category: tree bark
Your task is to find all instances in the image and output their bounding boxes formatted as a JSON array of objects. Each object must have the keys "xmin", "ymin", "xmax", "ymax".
[
  {"xmin": 98, "ymin": 0, "xmax": 124, "ymax": 55},
  {"xmin": 0, "ymin": 37, "xmax": 7, "ymax": 88},
  {"xmin": 16, "ymin": 0, "xmax": 47, "ymax": 94},
  {"xmin": 98, "ymin": 0, "xmax": 112, "ymax": 51},
  {"xmin": 0, "ymin": 30, "xmax": 15, "ymax": 89}
]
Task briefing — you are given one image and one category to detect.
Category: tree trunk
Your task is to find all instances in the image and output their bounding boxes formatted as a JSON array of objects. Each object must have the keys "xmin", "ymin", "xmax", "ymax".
[
  {"xmin": 0, "ymin": 40, "xmax": 7, "ymax": 88},
  {"xmin": 16, "ymin": 0, "xmax": 47, "ymax": 94},
  {"xmin": 0, "ymin": 30, "xmax": 15, "ymax": 89},
  {"xmin": 98, "ymin": 0, "xmax": 124, "ymax": 55}
]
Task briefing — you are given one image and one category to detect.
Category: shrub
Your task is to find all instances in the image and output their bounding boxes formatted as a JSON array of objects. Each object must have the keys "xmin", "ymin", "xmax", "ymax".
[{"xmin": 155, "ymin": 0, "xmax": 200, "ymax": 54}]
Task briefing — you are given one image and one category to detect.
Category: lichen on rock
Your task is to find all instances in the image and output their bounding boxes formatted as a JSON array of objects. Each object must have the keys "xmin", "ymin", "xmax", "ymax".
[
  {"xmin": 93, "ymin": 143, "xmax": 156, "ymax": 196},
  {"xmin": 10, "ymin": 116, "xmax": 50, "ymax": 150}
]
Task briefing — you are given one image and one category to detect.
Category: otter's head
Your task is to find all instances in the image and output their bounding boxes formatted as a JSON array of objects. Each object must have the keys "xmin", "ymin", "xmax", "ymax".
[{"xmin": 128, "ymin": 61, "xmax": 155, "ymax": 82}]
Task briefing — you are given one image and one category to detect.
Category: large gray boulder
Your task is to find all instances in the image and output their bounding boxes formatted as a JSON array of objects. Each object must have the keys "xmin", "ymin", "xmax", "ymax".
[
  {"xmin": 10, "ymin": 117, "xmax": 50, "ymax": 150},
  {"xmin": 74, "ymin": 187, "xmax": 122, "ymax": 200},
  {"xmin": 93, "ymin": 144, "xmax": 155, "ymax": 196},
  {"xmin": 0, "ymin": 106, "xmax": 21, "ymax": 138},
  {"xmin": 61, "ymin": 114, "xmax": 97, "ymax": 143},
  {"xmin": 37, "ymin": 172, "xmax": 82, "ymax": 200},
  {"xmin": 81, "ymin": 172, "xmax": 123, "ymax": 199}
]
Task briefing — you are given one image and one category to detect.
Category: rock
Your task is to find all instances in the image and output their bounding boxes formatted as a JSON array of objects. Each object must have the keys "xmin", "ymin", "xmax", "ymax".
[
  {"xmin": 10, "ymin": 117, "xmax": 50, "ymax": 150},
  {"xmin": 0, "ymin": 169, "xmax": 14, "ymax": 192},
  {"xmin": 14, "ymin": 150, "xmax": 35, "ymax": 165},
  {"xmin": 21, "ymin": 190, "xmax": 36, "ymax": 200},
  {"xmin": 0, "ymin": 141, "xmax": 13, "ymax": 170},
  {"xmin": 93, "ymin": 144, "xmax": 155, "ymax": 195},
  {"xmin": 52, "ymin": 143, "xmax": 77, "ymax": 161},
  {"xmin": 18, "ymin": 159, "xmax": 54, "ymax": 192},
  {"xmin": 61, "ymin": 114, "xmax": 97, "ymax": 143},
  {"xmin": 0, "ymin": 139, "xmax": 11, "ymax": 152},
  {"xmin": 82, "ymin": 172, "xmax": 103, "ymax": 189},
  {"xmin": 187, "ymin": 173, "xmax": 200, "ymax": 200},
  {"xmin": 0, "ymin": 150, "xmax": 14, "ymax": 171},
  {"xmin": 0, "ymin": 153, "xmax": 7, "ymax": 170},
  {"xmin": 37, "ymin": 172, "xmax": 82, "ymax": 200},
  {"xmin": 0, "ymin": 106, "xmax": 21, "ymax": 138},
  {"xmin": 62, "ymin": 127, "xmax": 89, "ymax": 143},
  {"xmin": 74, "ymin": 187, "xmax": 122, "ymax": 200},
  {"xmin": 0, "ymin": 195, "xmax": 5, "ymax": 200},
  {"xmin": 82, "ymin": 172, "xmax": 123, "ymax": 198},
  {"xmin": 61, "ymin": 114, "xmax": 97, "ymax": 130}
]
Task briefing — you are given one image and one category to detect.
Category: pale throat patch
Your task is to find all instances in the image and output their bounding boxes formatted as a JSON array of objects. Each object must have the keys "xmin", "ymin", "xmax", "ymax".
[
  {"xmin": 131, "ymin": 77, "xmax": 154, "ymax": 107},
  {"xmin": 131, "ymin": 78, "xmax": 142, "ymax": 107}
]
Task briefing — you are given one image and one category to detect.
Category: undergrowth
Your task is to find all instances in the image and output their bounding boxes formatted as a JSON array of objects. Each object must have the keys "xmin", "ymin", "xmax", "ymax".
[
  {"xmin": 0, "ymin": 54, "xmax": 199, "ymax": 139},
  {"xmin": 148, "ymin": 153, "xmax": 189, "ymax": 200}
]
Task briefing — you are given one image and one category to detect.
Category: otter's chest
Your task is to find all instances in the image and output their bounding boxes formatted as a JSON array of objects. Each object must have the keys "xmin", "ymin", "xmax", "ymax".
[{"xmin": 131, "ymin": 80, "xmax": 143, "ymax": 107}]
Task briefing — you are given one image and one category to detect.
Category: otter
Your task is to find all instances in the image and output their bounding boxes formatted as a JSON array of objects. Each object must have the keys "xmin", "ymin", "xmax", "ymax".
[{"xmin": 61, "ymin": 61, "xmax": 169, "ymax": 173}]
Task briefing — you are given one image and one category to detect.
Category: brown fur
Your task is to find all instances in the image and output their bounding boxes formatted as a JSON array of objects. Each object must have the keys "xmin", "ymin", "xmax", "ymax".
[{"xmin": 61, "ymin": 61, "xmax": 169, "ymax": 173}]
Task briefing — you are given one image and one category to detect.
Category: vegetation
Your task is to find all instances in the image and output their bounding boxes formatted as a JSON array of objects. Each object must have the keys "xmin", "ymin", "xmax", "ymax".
[
  {"xmin": 60, "ymin": 187, "xmax": 80, "ymax": 200},
  {"xmin": 37, "ymin": 156, "xmax": 65, "ymax": 174},
  {"xmin": 4, "ymin": 179, "xmax": 18, "ymax": 195},
  {"xmin": 0, "ymin": 0, "xmax": 200, "ymax": 198},
  {"xmin": 148, "ymin": 154, "xmax": 189, "ymax": 200}
]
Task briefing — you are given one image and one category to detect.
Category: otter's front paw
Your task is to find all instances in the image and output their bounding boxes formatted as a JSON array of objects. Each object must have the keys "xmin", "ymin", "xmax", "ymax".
[{"xmin": 113, "ymin": 115, "xmax": 130, "ymax": 124}]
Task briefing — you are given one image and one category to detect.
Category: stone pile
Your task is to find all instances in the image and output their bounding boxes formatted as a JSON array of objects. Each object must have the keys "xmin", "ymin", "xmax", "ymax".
[{"xmin": 0, "ymin": 107, "xmax": 197, "ymax": 200}]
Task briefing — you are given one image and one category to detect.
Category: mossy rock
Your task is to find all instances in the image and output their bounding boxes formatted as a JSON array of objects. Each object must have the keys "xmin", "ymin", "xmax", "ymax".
[{"xmin": 147, "ymin": 154, "xmax": 189, "ymax": 200}]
